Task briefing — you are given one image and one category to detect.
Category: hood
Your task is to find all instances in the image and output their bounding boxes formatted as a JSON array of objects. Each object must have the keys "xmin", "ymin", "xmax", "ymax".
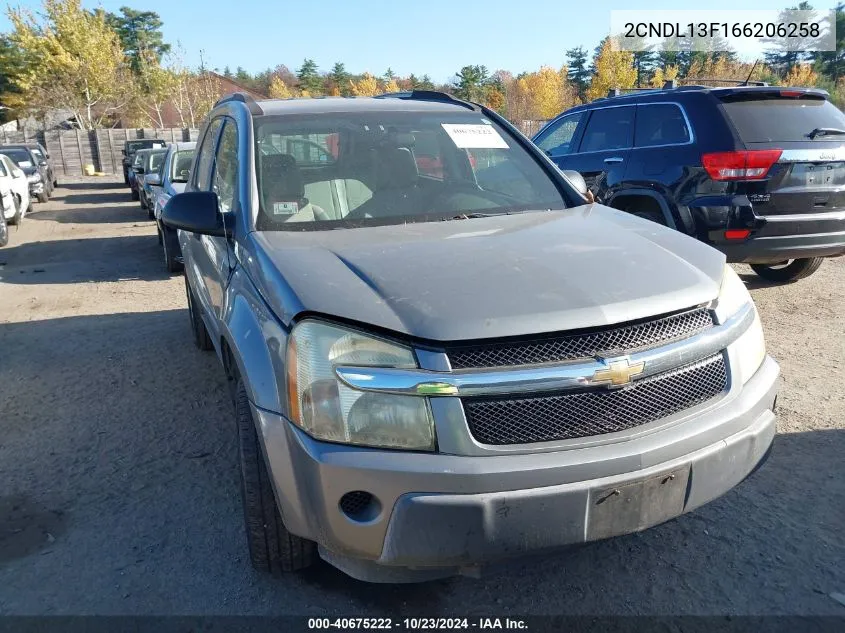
[
  {"xmin": 246, "ymin": 205, "xmax": 726, "ymax": 342},
  {"xmin": 169, "ymin": 182, "xmax": 187, "ymax": 195}
]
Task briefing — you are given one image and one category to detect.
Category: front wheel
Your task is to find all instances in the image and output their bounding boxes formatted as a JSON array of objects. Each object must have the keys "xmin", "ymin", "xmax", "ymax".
[
  {"xmin": 131, "ymin": 188, "xmax": 139, "ymax": 201},
  {"xmin": 162, "ymin": 225, "xmax": 183, "ymax": 274},
  {"xmin": 235, "ymin": 379, "xmax": 316, "ymax": 574},
  {"xmin": 750, "ymin": 258, "xmax": 824, "ymax": 283},
  {"xmin": 7, "ymin": 196, "xmax": 22, "ymax": 226},
  {"xmin": 0, "ymin": 212, "xmax": 8, "ymax": 247},
  {"xmin": 36, "ymin": 191, "xmax": 49, "ymax": 203}
]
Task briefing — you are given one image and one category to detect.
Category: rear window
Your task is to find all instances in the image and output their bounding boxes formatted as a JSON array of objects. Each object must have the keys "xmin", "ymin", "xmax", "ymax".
[
  {"xmin": 720, "ymin": 94, "xmax": 845, "ymax": 143},
  {"xmin": 127, "ymin": 140, "xmax": 166, "ymax": 153}
]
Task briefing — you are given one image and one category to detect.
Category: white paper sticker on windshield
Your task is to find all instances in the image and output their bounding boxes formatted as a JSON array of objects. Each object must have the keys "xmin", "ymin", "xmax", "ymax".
[
  {"xmin": 273, "ymin": 201, "xmax": 299, "ymax": 215},
  {"xmin": 18, "ymin": 160, "xmax": 33, "ymax": 168},
  {"xmin": 441, "ymin": 124, "xmax": 509, "ymax": 149},
  {"xmin": 152, "ymin": 143, "xmax": 164, "ymax": 148}
]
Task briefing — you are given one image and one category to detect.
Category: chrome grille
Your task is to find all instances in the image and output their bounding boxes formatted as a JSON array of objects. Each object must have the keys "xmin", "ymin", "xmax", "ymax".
[
  {"xmin": 447, "ymin": 308, "xmax": 714, "ymax": 370},
  {"xmin": 462, "ymin": 354, "xmax": 727, "ymax": 445}
]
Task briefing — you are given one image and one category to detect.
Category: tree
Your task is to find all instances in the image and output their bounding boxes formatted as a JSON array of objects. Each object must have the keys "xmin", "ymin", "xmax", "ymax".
[
  {"xmin": 297, "ymin": 58, "xmax": 322, "ymax": 95},
  {"xmin": 453, "ymin": 65, "xmax": 489, "ymax": 102},
  {"xmin": 7, "ymin": 0, "xmax": 133, "ymax": 129},
  {"xmin": 811, "ymin": 3, "xmax": 845, "ymax": 82},
  {"xmin": 650, "ymin": 65, "xmax": 679, "ymax": 88},
  {"xmin": 566, "ymin": 46, "xmax": 590, "ymax": 99},
  {"xmin": 134, "ymin": 52, "xmax": 176, "ymax": 127},
  {"xmin": 222, "ymin": 65, "xmax": 233, "ymax": 78},
  {"xmin": 418, "ymin": 74, "xmax": 435, "ymax": 90},
  {"xmin": 349, "ymin": 73, "xmax": 380, "ymax": 97},
  {"xmin": 268, "ymin": 75, "xmax": 294, "ymax": 99},
  {"xmin": 629, "ymin": 39, "xmax": 656, "ymax": 87},
  {"xmin": 104, "ymin": 7, "xmax": 169, "ymax": 74},
  {"xmin": 586, "ymin": 39, "xmax": 636, "ymax": 100},
  {"xmin": 513, "ymin": 66, "xmax": 579, "ymax": 119},
  {"xmin": 383, "ymin": 67, "xmax": 396, "ymax": 81},
  {"xmin": 383, "ymin": 78, "xmax": 401, "ymax": 93},
  {"xmin": 784, "ymin": 63, "xmax": 819, "ymax": 86},
  {"xmin": 0, "ymin": 36, "xmax": 25, "ymax": 122},
  {"xmin": 764, "ymin": 2, "xmax": 816, "ymax": 77},
  {"xmin": 328, "ymin": 62, "xmax": 351, "ymax": 96}
]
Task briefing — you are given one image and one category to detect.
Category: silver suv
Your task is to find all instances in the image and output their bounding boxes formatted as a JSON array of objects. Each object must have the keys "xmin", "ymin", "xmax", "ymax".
[{"xmin": 162, "ymin": 91, "xmax": 778, "ymax": 582}]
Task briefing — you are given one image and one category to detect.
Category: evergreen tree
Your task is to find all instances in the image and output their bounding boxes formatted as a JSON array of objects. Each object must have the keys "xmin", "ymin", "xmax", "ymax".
[
  {"xmin": 565, "ymin": 46, "xmax": 590, "ymax": 99},
  {"xmin": 297, "ymin": 58, "xmax": 322, "ymax": 95}
]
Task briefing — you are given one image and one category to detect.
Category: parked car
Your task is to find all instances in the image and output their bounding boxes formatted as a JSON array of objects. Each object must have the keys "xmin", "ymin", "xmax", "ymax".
[
  {"xmin": 138, "ymin": 148, "xmax": 167, "ymax": 213},
  {"xmin": 122, "ymin": 138, "xmax": 166, "ymax": 185},
  {"xmin": 0, "ymin": 145, "xmax": 53, "ymax": 202},
  {"xmin": 129, "ymin": 148, "xmax": 165, "ymax": 203},
  {"xmin": 17, "ymin": 142, "xmax": 56, "ymax": 188},
  {"xmin": 0, "ymin": 153, "xmax": 31, "ymax": 225},
  {"xmin": 163, "ymin": 91, "xmax": 777, "ymax": 583},
  {"xmin": 534, "ymin": 84, "xmax": 845, "ymax": 282},
  {"xmin": 148, "ymin": 141, "xmax": 196, "ymax": 272}
]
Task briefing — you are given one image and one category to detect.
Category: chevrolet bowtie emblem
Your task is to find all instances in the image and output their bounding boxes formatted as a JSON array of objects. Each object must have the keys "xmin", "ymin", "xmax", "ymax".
[{"xmin": 592, "ymin": 358, "xmax": 645, "ymax": 387}]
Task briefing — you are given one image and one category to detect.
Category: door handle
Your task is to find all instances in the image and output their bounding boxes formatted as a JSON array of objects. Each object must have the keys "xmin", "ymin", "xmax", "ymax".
[{"xmin": 603, "ymin": 157, "xmax": 624, "ymax": 164}]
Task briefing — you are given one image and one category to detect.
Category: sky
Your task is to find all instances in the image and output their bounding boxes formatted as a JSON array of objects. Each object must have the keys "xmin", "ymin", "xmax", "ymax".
[{"xmin": 0, "ymin": 0, "xmax": 840, "ymax": 83}]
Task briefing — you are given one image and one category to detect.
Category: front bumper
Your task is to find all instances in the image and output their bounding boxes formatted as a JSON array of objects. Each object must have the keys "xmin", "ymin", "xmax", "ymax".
[
  {"xmin": 28, "ymin": 182, "xmax": 44, "ymax": 196},
  {"xmin": 254, "ymin": 356, "xmax": 779, "ymax": 582}
]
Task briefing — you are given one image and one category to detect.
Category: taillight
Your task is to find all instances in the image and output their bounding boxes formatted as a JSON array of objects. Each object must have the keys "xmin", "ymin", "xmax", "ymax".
[
  {"xmin": 702, "ymin": 150, "xmax": 782, "ymax": 181},
  {"xmin": 724, "ymin": 229, "xmax": 751, "ymax": 240}
]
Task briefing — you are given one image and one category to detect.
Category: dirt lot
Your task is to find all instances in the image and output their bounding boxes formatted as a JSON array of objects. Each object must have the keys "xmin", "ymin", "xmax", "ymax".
[{"xmin": 0, "ymin": 180, "xmax": 843, "ymax": 616}]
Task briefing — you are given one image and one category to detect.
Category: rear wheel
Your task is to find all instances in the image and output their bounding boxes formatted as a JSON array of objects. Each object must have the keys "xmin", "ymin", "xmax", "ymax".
[
  {"xmin": 184, "ymin": 275, "xmax": 214, "ymax": 351},
  {"xmin": 235, "ymin": 379, "xmax": 316, "ymax": 574},
  {"xmin": 8, "ymin": 196, "xmax": 22, "ymax": 226},
  {"xmin": 750, "ymin": 258, "xmax": 824, "ymax": 282}
]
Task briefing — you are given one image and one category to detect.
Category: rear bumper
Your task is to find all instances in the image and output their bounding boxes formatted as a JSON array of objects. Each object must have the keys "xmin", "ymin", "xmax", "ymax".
[
  {"xmin": 254, "ymin": 356, "xmax": 779, "ymax": 582},
  {"xmin": 708, "ymin": 210, "xmax": 845, "ymax": 263}
]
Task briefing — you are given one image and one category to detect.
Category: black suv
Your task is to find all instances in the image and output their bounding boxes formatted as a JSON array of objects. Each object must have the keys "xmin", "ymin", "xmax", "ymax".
[
  {"xmin": 122, "ymin": 138, "xmax": 166, "ymax": 185},
  {"xmin": 534, "ymin": 84, "xmax": 845, "ymax": 282}
]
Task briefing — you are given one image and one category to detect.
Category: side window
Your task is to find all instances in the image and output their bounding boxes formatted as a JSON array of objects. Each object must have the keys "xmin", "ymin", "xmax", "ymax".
[
  {"xmin": 635, "ymin": 104, "xmax": 690, "ymax": 147},
  {"xmin": 195, "ymin": 118, "xmax": 223, "ymax": 190},
  {"xmin": 579, "ymin": 107, "xmax": 635, "ymax": 153},
  {"xmin": 213, "ymin": 120, "xmax": 240, "ymax": 213},
  {"xmin": 536, "ymin": 113, "xmax": 584, "ymax": 156},
  {"xmin": 0, "ymin": 160, "xmax": 7, "ymax": 177}
]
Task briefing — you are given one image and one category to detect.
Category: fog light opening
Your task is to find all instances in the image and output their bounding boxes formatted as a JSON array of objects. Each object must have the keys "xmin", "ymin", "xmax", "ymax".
[{"xmin": 339, "ymin": 491, "xmax": 381, "ymax": 522}]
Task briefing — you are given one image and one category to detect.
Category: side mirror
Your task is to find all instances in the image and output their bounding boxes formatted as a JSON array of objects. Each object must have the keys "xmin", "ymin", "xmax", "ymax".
[
  {"xmin": 39, "ymin": 160, "xmax": 48, "ymax": 167},
  {"xmin": 162, "ymin": 191, "xmax": 227, "ymax": 237},
  {"xmin": 45, "ymin": 153, "xmax": 50, "ymax": 159},
  {"xmin": 561, "ymin": 169, "xmax": 589, "ymax": 198},
  {"xmin": 145, "ymin": 173, "xmax": 162, "ymax": 186},
  {"xmin": 13, "ymin": 169, "xmax": 23, "ymax": 178}
]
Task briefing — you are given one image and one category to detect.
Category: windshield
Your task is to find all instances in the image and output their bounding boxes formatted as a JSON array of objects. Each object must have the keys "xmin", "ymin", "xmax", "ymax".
[
  {"xmin": 254, "ymin": 110, "xmax": 567, "ymax": 230},
  {"xmin": 1, "ymin": 148, "xmax": 35, "ymax": 167},
  {"xmin": 171, "ymin": 150, "xmax": 195, "ymax": 182},
  {"xmin": 30, "ymin": 148, "xmax": 45, "ymax": 161},
  {"xmin": 720, "ymin": 93, "xmax": 845, "ymax": 143},
  {"xmin": 127, "ymin": 140, "xmax": 165, "ymax": 154}
]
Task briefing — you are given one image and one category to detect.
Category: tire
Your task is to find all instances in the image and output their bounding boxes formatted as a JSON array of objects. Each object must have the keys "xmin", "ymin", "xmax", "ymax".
[
  {"xmin": 184, "ymin": 275, "xmax": 214, "ymax": 351},
  {"xmin": 235, "ymin": 379, "xmax": 315, "ymax": 574},
  {"xmin": 0, "ymin": 213, "xmax": 8, "ymax": 247},
  {"xmin": 147, "ymin": 204, "xmax": 155, "ymax": 220},
  {"xmin": 7, "ymin": 196, "xmax": 22, "ymax": 226},
  {"xmin": 131, "ymin": 188, "xmax": 139, "ymax": 201},
  {"xmin": 36, "ymin": 191, "xmax": 49, "ymax": 203},
  {"xmin": 123, "ymin": 171, "xmax": 129, "ymax": 186},
  {"xmin": 162, "ymin": 226, "xmax": 183, "ymax": 274},
  {"xmin": 750, "ymin": 258, "xmax": 824, "ymax": 282}
]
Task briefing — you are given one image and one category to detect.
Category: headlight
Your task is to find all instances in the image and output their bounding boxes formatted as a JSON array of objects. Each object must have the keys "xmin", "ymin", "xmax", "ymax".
[
  {"xmin": 286, "ymin": 321, "xmax": 436, "ymax": 451},
  {"xmin": 27, "ymin": 173, "xmax": 42, "ymax": 183},
  {"xmin": 716, "ymin": 265, "xmax": 766, "ymax": 384}
]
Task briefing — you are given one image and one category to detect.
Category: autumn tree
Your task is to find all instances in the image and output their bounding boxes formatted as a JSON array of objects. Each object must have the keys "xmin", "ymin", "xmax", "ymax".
[
  {"xmin": 383, "ymin": 78, "xmax": 401, "ymax": 93},
  {"xmin": 515, "ymin": 66, "xmax": 579, "ymax": 119},
  {"xmin": 133, "ymin": 51, "xmax": 177, "ymax": 127},
  {"xmin": 7, "ymin": 0, "xmax": 133, "ymax": 129},
  {"xmin": 586, "ymin": 39, "xmax": 636, "ymax": 101},
  {"xmin": 268, "ymin": 75, "xmax": 294, "ymax": 99},
  {"xmin": 349, "ymin": 73, "xmax": 380, "ymax": 96},
  {"xmin": 783, "ymin": 62, "xmax": 819, "ymax": 86},
  {"xmin": 649, "ymin": 65, "xmax": 679, "ymax": 88}
]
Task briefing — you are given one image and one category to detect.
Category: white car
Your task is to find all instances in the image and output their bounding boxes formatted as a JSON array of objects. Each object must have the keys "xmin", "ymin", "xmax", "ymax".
[{"xmin": 0, "ymin": 153, "xmax": 31, "ymax": 226}]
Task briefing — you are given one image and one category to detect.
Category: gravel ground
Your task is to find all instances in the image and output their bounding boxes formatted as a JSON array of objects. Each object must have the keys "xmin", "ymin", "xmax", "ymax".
[{"xmin": 0, "ymin": 179, "xmax": 843, "ymax": 616}]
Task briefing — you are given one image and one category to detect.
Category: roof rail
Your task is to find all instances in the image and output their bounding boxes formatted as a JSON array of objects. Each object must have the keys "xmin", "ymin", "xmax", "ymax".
[
  {"xmin": 214, "ymin": 92, "xmax": 264, "ymax": 115},
  {"xmin": 375, "ymin": 89, "xmax": 479, "ymax": 111},
  {"xmin": 682, "ymin": 78, "xmax": 769, "ymax": 87}
]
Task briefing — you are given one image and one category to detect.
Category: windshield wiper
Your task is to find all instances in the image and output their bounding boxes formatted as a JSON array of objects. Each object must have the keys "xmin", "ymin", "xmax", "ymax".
[
  {"xmin": 443, "ymin": 212, "xmax": 499, "ymax": 221},
  {"xmin": 807, "ymin": 127, "xmax": 845, "ymax": 139}
]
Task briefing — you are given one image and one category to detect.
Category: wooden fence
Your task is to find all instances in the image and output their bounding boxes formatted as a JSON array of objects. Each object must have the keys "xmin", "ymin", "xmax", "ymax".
[
  {"xmin": 0, "ymin": 128, "xmax": 200, "ymax": 176},
  {"xmin": 1, "ymin": 121, "xmax": 548, "ymax": 177}
]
